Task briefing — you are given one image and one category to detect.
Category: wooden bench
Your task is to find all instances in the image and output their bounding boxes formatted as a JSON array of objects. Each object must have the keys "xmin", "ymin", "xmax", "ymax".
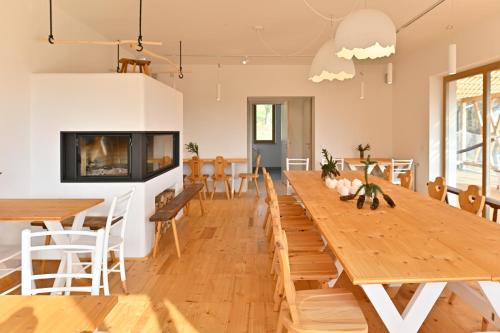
[{"xmin": 149, "ymin": 183, "xmax": 205, "ymax": 258}]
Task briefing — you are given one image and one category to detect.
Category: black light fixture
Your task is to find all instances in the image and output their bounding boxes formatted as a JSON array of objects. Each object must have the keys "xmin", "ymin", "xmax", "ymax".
[
  {"xmin": 178, "ymin": 41, "xmax": 184, "ymax": 79},
  {"xmin": 48, "ymin": 0, "xmax": 55, "ymax": 44},
  {"xmin": 136, "ymin": 0, "xmax": 144, "ymax": 51}
]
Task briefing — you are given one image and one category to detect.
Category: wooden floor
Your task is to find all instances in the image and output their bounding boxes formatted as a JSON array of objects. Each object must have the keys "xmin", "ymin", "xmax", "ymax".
[{"xmin": 2, "ymin": 181, "xmax": 493, "ymax": 332}]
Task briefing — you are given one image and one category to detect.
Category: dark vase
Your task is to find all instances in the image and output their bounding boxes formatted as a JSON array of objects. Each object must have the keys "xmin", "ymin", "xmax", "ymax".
[{"xmin": 359, "ymin": 151, "xmax": 364, "ymax": 159}]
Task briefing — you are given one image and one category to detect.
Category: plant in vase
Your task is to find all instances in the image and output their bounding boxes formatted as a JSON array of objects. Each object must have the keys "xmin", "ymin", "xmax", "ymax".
[
  {"xmin": 356, "ymin": 144, "xmax": 370, "ymax": 159},
  {"xmin": 185, "ymin": 142, "xmax": 199, "ymax": 157},
  {"xmin": 320, "ymin": 148, "xmax": 341, "ymax": 180},
  {"xmin": 340, "ymin": 155, "xmax": 396, "ymax": 210}
]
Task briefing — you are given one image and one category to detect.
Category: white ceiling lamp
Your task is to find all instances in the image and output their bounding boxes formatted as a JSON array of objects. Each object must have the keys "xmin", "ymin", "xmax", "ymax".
[
  {"xmin": 308, "ymin": 39, "xmax": 355, "ymax": 83},
  {"xmin": 335, "ymin": 9, "xmax": 396, "ymax": 60},
  {"xmin": 386, "ymin": 62, "xmax": 393, "ymax": 84},
  {"xmin": 242, "ymin": 56, "xmax": 249, "ymax": 65},
  {"xmin": 448, "ymin": 43, "xmax": 457, "ymax": 75}
]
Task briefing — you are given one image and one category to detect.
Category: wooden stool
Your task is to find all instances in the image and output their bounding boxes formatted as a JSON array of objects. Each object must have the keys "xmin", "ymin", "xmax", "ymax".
[{"xmin": 119, "ymin": 58, "xmax": 151, "ymax": 76}]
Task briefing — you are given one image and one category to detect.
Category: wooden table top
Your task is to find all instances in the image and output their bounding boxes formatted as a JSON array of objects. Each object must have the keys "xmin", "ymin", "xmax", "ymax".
[
  {"xmin": 285, "ymin": 170, "xmax": 500, "ymax": 284},
  {"xmin": 344, "ymin": 158, "xmax": 392, "ymax": 166},
  {"xmin": 183, "ymin": 157, "xmax": 247, "ymax": 164},
  {"xmin": 0, "ymin": 199, "xmax": 104, "ymax": 221}
]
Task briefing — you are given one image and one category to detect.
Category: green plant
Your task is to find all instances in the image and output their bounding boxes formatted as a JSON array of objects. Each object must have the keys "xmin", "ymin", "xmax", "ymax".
[
  {"xmin": 356, "ymin": 144, "xmax": 370, "ymax": 153},
  {"xmin": 185, "ymin": 142, "xmax": 199, "ymax": 156},
  {"xmin": 320, "ymin": 148, "xmax": 340, "ymax": 180},
  {"xmin": 340, "ymin": 155, "xmax": 396, "ymax": 210}
]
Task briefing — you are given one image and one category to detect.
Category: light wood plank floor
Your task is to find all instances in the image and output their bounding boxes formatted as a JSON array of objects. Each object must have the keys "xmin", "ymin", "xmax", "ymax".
[{"xmin": 2, "ymin": 181, "xmax": 493, "ymax": 332}]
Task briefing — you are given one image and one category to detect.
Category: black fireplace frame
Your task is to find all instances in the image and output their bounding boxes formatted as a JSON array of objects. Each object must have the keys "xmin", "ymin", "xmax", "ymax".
[{"xmin": 60, "ymin": 131, "xmax": 180, "ymax": 183}]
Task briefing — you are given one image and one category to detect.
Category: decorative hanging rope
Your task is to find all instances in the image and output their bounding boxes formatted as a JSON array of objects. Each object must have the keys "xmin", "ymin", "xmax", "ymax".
[
  {"xmin": 48, "ymin": 0, "xmax": 54, "ymax": 44},
  {"xmin": 178, "ymin": 41, "xmax": 184, "ymax": 79},
  {"xmin": 136, "ymin": 0, "xmax": 144, "ymax": 51}
]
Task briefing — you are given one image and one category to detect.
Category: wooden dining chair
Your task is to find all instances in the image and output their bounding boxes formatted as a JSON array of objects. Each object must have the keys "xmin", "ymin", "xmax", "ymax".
[
  {"xmin": 21, "ymin": 228, "xmax": 104, "ymax": 295},
  {"xmin": 399, "ymin": 170, "xmax": 413, "ymax": 189},
  {"xmin": 383, "ymin": 167, "xmax": 391, "ymax": 181},
  {"xmin": 238, "ymin": 154, "xmax": 261, "ymax": 197},
  {"xmin": 427, "ymin": 177, "xmax": 448, "ymax": 202},
  {"xmin": 275, "ymin": 230, "xmax": 368, "ymax": 333},
  {"xmin": 458, "ymin": 185, "xmax": 485, "ymax": 216},
  {"xmin": 388, "ymin": 159, "xmax": 413, "ymax": 184},
  {"xmin": 185, "ymin": 156, "xmax": 209, "ymax": 199},
  {"xmin": 211, "ymin": 156, "xmax": 232, "ymax": 200}
]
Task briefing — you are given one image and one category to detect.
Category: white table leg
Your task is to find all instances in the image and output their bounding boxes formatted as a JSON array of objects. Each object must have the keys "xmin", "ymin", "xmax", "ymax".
[
  {"xmin": 447, "ymin": 282, "xmax": 500, "ymax": 328},
  {"xmin": 44, "ymin": 210, "xmax": 88, "ymax": 293},
  {"xmin": 362, "ymin": 282, "xmax": 446, "ymax": 333},
  {"xmin": 479, "ymin": 281, "xmax": 500, "ymax": 327}
]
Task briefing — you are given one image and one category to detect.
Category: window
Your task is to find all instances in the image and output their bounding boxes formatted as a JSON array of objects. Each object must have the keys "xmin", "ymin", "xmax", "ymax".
[
  {"xmin": 253, "ymin": 104, "xmax": 275, "ymax": 143},
  {"xmin": 444, "ymin": 61, "xmax": 500, "ymax": 200}
]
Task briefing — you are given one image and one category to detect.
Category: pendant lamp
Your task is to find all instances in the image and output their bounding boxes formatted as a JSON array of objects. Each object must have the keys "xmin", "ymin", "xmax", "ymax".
[{"xmin": 308, "ymin": 39, "xmax": 355, "ymax": 83}]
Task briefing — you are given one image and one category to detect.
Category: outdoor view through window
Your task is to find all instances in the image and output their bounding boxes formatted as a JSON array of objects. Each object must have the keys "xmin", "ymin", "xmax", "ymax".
[{"xmin": 254, "ymin": 104, "xmax": 275, "ymax": 143}]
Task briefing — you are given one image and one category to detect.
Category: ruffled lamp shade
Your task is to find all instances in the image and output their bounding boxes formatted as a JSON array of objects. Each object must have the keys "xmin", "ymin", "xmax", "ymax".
[
  {"xmin": 335, "ymin": 9, "xmax": 396, "ymax": 60},
  {"xmin": 308, "ymin": 39, "xmax": 355, "ymax": 83}
]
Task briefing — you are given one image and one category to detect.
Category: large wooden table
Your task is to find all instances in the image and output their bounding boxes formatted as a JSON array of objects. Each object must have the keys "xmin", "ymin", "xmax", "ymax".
[
  {"xmin": 0, "ymin": 295, "xmax": 165, "ymax": 332},
  {"xmin": 183, "ymin": 157, "xmax": 248, "ymax": 198},
  {"xmin": 285, "ymin": 170, "xmax": 500, "ymax": 333},
  {"xmin": 0, "ymin": 199, "xmax": 104, "ymax": 291}
]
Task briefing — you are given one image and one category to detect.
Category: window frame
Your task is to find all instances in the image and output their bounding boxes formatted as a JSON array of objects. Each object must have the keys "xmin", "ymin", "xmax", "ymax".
[
  {"xmin": 253, "ymin": 104, "xmax": 276, "ymax": 144},
  {"xmin": 442, "ymin": 60, "xmax": 500, "ymax": 197}
]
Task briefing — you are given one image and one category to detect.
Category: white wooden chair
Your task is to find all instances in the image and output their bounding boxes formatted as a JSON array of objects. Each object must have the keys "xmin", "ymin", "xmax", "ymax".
[
  {"xmin": 286, "ymin": 158, "xmax": 309, "ymax": 195},
  {"xmin": 321, "ymin": 157, "xmax": 344, "ymax": 171},
  {"xmin": 0, "ymin": 246, "xmax": 21, "ymax": 295},
  {"xmin": 389, "ymin": 159, "xmax": 413, "ymax": 184},
  {"xmin": 21, "ymin": 229, "xmax": 104, "ymax": 295},
  {"xmin": 72, "ymin": 188, "xmax": 135, "ymax": 295}
]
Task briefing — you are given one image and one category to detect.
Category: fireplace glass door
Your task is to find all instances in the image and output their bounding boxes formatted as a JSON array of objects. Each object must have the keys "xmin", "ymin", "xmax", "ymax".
[
  {"xmin": 146, "ymin": 134, "xmax": 175, "ymax": 176},
  {"xmin": 78, "ymin": 135, "xmax": 130, "ymax": 177}
]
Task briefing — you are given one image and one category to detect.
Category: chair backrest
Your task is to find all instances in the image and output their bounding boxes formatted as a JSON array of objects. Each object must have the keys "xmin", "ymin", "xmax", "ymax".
[
  {"xmin": 253, "ymin": 154, "xmax": 262, "ymax": 177},
  {"xmin": 391, "ymin": 159, "xmax": 413, "ymax": 183},
  {"xmin": 399, "ymin": 170, "xmax": 413, "ymax": 189},
  {"xmin": 105, "ymin": 188, "xmax": 135, "ymax": 248},
  {"xmin": 286, "ymin": 158, "xmax": 309, "ymax": 171},
  {"xmin": 213, "ymin": 156, "xmax": 227, "ymax": 178},
  {"xmin": 320, "ymin": 157, "xmax": 344, "ymax": 171},
  {"xmin": 427, "ymin": 177, "xmax": 448, "ymax": 202},
  {"xmin": 21, "ymin": 229, "xmax": 104, "ymax": 295},
  {"xmin": 187, "ymin": 156, "xmax": 203, "ymax": 179},
  {"xmin": 459, "ymin": 185, "xmax": 485, "ymax": 216},
  {"xmin": 383, "ymin": 167, "xmax": 391, "ymax": 181},
  {"xmin": 275, "ymin": 230, "xmax": 299, "ymax": 322}
]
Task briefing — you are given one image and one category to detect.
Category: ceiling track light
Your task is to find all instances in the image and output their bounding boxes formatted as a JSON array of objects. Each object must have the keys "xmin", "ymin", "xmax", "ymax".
[{"xmin": 386, "ymin": 62, "xmax": 393, "ymax": 84}]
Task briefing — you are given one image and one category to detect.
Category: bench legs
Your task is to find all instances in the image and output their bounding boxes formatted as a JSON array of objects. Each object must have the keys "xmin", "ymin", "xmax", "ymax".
[
  {"xmin": 171, "ymin": 218, "xmax": 181, "ymax": 258},
  {"xmin": 153, "ymin": 221, "xmax": 162, "ymax": 258}
]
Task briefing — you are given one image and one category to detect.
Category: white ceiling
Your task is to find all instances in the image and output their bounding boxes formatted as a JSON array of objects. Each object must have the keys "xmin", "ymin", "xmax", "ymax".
[{"xmin": 54, "ymin": 0, "xmax": 500, "ymax": 65}]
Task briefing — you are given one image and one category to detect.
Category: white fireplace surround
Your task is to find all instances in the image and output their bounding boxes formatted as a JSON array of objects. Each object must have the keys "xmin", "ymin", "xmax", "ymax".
[{"xmin": 3, "ymin": 73, "xmax": 183, "ymax": 258}]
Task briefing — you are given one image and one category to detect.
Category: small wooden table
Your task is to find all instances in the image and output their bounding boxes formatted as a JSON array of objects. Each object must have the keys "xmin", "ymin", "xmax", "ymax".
[
  {"xmin": 149, "ymin": 184, "xmax": 205, "ymax": 258},
  {"xmin": 285, "ymin": 171, "xmax": 500, "ymax": 333},
  {"xmin": 0, "ymin": 199, "xmax": 104, "ymax": 291},
  {"xmin": 183, "ymin": 157, "xmax": 248, "ymax": 199}
]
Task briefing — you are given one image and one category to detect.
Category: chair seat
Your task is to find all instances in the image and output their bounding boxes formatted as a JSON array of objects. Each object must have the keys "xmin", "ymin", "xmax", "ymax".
[
  {"xmin": 239, "ymin": 172, "xmax": 258, "ymax": 179},
  {"xmin": 279, "ymin": 206, "xmax": 306, "ymax": 217},
  {"xmin": 281, "ymin": 288, "xmax": 368, "ymax": 333},
  {"xmin": 186, "ymin": 175, "xmax": 209, "ymax": 181},
  {"xmin": 286, "ymin": 231, "xmax": 325, "ymax": 252},
  {"xmin": 212, "ymin": 174, "xmax": 232, "ymax": 180},
  {"xmin": 281, "ymin": 217, "xmax": 315, "ymax": 232},
  {"xmin": 289, "ymin": 252, "xmax": 337, "ymax": 281}
]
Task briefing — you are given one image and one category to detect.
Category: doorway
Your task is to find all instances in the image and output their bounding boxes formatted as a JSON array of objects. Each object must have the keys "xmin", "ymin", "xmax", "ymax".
[{"xmin": 247, "ymin": 97, "xmax": 313, "ymax": 185}]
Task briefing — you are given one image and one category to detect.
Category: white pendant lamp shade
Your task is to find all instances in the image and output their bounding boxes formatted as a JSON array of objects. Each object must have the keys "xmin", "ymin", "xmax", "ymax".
[
  {"xmin": 335, "ymin": 9, "xmax": 396, "ymax": 60},
  {"xmin": 308, "ymin": 39, "xmax": 355, "ymax": 83}
]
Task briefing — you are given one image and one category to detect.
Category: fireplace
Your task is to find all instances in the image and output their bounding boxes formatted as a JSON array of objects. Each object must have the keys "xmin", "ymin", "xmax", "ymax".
[{"xmin": 61, "ymin": 131, "xmax": 180, "ymax": 182}]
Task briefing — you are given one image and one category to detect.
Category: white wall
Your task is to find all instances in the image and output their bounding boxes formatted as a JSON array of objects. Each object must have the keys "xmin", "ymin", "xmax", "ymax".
[
  {"xmin": 392, "ymin": 16, "xmax": 500, "ymax": 192},
  {"xmin": 29, "ymin": 74, "xmax": 183, "ymax": 257},
  {"xmin": 157, "ymin": 63, "xmax": 394, "ymax": 171}
]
